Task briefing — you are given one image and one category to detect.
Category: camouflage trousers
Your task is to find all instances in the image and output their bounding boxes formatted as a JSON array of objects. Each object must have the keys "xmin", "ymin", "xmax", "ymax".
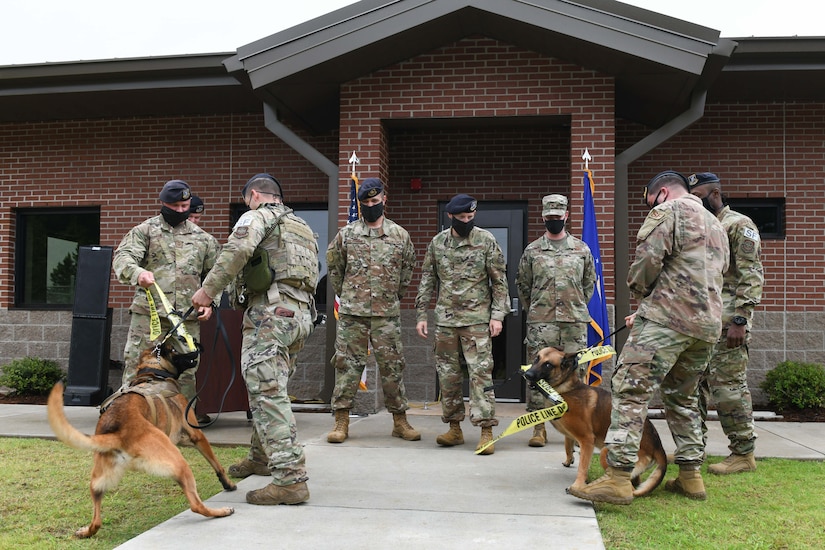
[
  {"xmin": 525, "ymin": 322, "xmax": 587, "ymax": 412},
  {"xmin": 242, "ymin": 297, "xmax": 314, "ymax": 486},
  {"xmin": 699, "ymin": 330, "xmax": 756, "ymax": 455},
  {"xmin": 331, "ymin": 314, "xmax": 410, "ymax": 413},
  {"xmin": 605, "ymin": 317, "xmax": 713, "ymax": 468},
  {"xmin": 434, "ymin": 324, "xmax": 498, "ymax": 428},
  {"xmin": 122, "ymin": 312, "xmax": 201, "ymax": 402}
]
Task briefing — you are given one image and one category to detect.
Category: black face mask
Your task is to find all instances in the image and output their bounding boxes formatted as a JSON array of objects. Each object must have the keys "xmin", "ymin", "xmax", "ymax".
[
  {"xmin": 451, "ymin": 217, "xmax": 474, "ymax": 237},
  {"xmin": 161, "ymin": 206, "xmax": 190, "ymax": 227},
  {"xmin": 545, "ymin": 219, "xmax": 565, "ymax": 235},
  {"xmin": 361, "ymin": 202, "xmax": 384, "ymax": 223},
  {"xmin": 648, "ymin": 189, "xmax": 664, "ymax": 210},
  {"xmin": 701, "ymin": 195, "xmax": 716, "ymax": 214}
]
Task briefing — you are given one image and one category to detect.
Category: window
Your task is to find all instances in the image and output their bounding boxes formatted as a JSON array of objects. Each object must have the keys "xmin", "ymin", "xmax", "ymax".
[
  {"xmin": 15, "ymin": 207, "xmax": 101, "ymax": 308},
  {"xmin": 725, "ymin": 197, "xmax": 785, "ymax": 239}
]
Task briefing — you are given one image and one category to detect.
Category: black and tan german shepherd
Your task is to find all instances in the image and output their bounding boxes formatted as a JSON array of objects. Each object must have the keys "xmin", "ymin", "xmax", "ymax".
[
  {"xmin": 47, "ymin": 339, "xmax": 236, "ymax": 538},
  {"xmin": 523, "ymin": 346, "xmax": 667, "ymax": 496}
]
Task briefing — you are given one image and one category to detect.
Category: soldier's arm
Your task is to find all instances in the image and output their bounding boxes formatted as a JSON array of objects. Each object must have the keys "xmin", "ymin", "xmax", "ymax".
[
  {"xmin": 628, "ymin": 210, "xmax": 673, "ymax": 300},
  {"xmin": 326, "ymin": 230, "xmax": 346, "ymax": 298},
  {"xmin": 582, "ymin": 246, "xmax": 597, "ymax": 303},
  {"xmin": 415, "ymin": 241, "xmax": 437, "ymax": 323},
  {"xmin": 487, "ymin": 239, "xmax": 511, "ymax": 322},
  {"xmin": 515, "ymin": 249, "xmax": 532, "ymax": 311},
  {"xmin": 732, "ymin": 220, "xmax": 764, "ymax": 320},
  {"xmin": 112, "ymin": 225, "xmax": 150, "ymax": 286},
  {"xmin": 398, "ymin": 233, "xmax": 416, "ymax": 299}
]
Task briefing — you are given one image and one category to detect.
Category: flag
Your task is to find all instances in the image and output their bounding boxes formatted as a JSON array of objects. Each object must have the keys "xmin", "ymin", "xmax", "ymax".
[
  {"xmin": 333, "ymin": 175, "xmax": 368, "ymax": 390},
  {"xmin": 582, "ymin": 169, "xmax": 610, "ymax": 386}
]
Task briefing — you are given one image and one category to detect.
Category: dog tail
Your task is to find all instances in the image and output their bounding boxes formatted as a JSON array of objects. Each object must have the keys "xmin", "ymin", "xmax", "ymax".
[
  {"xmin": 631, "ymin": 420, "xmax": 668, "ymax": 497},
  {"xmin": 47, "ymin": 382, "xmax": 116, "ymax": 454}
]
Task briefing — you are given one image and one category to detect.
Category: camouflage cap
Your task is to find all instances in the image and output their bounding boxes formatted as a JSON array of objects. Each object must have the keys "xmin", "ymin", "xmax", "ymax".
[{"xmin": 542, "ymin": 194, "xmax": 568, "ymax": 217}]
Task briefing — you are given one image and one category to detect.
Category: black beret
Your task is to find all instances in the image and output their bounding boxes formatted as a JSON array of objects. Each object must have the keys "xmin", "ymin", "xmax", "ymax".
[
  {"xmin": 357, "ymin": 178, "xmax": 384, "ymax": 201},
  {"xmin": 189, "ymin": 195, "xmax": 204, "ymax": 213},
  {"xmin": 159, "ymin": 180, "xmax": 191, "ymax": 203},
  {"xmin": 241, "ymin": 173, "xmax": 282, "ymax": 199},
  {"xmin": 687, "ymin": 172, "xmax": 720, "ymax": 190},
  {"xmin": 445, "ymin": 193, "xmax": 478, "ymax": 214}
]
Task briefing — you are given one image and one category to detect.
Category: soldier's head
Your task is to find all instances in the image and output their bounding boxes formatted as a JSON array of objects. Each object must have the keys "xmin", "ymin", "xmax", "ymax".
[
  {"xmin": 158, "ymin": 179, "xmax": 191, "ymax": 227},
  {"xmin": 189, "ymin": 195, "xmax": 204, "ymax": 225},
  {"xmin": 643, "ymin": 170, "xmax": 689, "ymax": 209},
  {"xmin": 357, "ymin": 178, "xmax": 386, "ymax": 225},
  {"xmin": 445, "ymin": 193, "xmax": 477, "ymax": 238},
  {"xmin": 242, "ymin": 173, "xmax": 283, "ymax": 209},
  {"xmin": 688, "ymin": 172, "xmax": 723, "ymax": 214},
  {"xmin": 541, "ymin": 194, "xmax": 568, "ymax": 236}
]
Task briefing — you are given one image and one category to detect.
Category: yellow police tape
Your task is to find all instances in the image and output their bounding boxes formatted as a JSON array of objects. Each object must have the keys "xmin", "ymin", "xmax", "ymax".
[
  {"xmin": 474, "ymin": 400, "xmax": 568, "ymax": 454},
  {"xmin": 145, "ymin": 283, "xmax": 196, "ymax": 351}
]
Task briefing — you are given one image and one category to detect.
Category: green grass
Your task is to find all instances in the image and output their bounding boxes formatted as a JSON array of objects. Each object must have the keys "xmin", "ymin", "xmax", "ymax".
[
  {"xmin": 591, "ymin": 457, "xmax": 825, "ymax": 550},
  {"xmin": 0, "ymin": 438, "xmax": 246, "ymax": 549},
  {"xmin": 1, "ymin": 437, "xmax": 824, "ymax": 549}
]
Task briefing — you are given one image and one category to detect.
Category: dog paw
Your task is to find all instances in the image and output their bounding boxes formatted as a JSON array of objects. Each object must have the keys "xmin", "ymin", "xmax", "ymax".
[{"xmin": 562, "ymin": 460, "xmax": 574, "ymax": 468}]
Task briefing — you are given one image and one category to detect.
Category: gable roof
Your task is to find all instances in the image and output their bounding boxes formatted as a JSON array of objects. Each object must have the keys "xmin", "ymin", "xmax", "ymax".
[{"xmin": 224, "ymin": 0, "xmax": 735, "ymax": 132}]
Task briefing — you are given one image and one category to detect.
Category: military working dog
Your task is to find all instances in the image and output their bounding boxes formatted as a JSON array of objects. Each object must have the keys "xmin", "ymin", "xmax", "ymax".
[
  {"xmin": 47, "ymin": 339, "xmax": 236, "ymax": 538},
  {"xmin": 523, "ymin": 346, "xmax": 667, "ymax": 496}
]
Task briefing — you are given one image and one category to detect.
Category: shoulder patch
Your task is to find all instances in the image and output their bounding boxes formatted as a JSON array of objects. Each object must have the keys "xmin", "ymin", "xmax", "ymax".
[
  {"xmin": 743, "ymin": 227, "xmax": 760, "ymax": 242},
  {"xmin": 648, "ymin": 209, "xmax": 665, "ymax": 220},
  {"xmin": 637, "ymin": 207, "xmax": 670, "ymax": 241}
]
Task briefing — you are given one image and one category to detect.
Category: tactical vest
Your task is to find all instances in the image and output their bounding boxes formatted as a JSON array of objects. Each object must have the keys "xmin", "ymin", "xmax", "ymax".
[{"xmin": 259, "ymin": 206, "xmax": 319, "ymax": 294}]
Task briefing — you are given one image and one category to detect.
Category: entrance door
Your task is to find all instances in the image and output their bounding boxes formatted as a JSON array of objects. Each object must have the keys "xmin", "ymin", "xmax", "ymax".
[{"xmin": 438, "ymin": 202, "xmax": 527, "ymax": 401}]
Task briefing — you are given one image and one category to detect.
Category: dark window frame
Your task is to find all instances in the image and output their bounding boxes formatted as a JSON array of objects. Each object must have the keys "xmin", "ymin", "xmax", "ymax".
[
  {"xmin": 14, "ymin": 206, "xmax": 101, "ymax": 309},
  {"xmin": 725, "ymin": 197, "xmax": 785, "ymax": 239}
]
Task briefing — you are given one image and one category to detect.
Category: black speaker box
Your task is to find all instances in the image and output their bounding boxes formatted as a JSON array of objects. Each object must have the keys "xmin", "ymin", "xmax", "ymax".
[
  {"xmin": 72, "ymin": 246, "xmax": 113, "ymax": 318},
  {"xmin": 64, "ymin": 314, "xmax": 113, "ymax": 406},
  {"xmin": 64, "ymin": 245, "xmax": 114, "ymax": 406}
]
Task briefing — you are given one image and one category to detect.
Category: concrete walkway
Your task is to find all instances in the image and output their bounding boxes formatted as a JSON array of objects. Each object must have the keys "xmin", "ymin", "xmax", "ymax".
[{"xmin": 1, "ymin": 402, "xmax": 823, "ymax": 549}]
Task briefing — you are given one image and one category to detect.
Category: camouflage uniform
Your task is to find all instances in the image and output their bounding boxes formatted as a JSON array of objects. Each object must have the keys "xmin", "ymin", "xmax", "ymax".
[
  {"xmin": 606, "ymin": 194, "xmax": 729, "ymax": 468},
  {"xmin": 517, "ymin": 233, "xmax": 595, "ymax": 410},
  {"xmin": 200, "ymin": 202, "xmax": 318, "ymax": 487},
  {"xmin": 327, "ymin": 217, "xmax": 416, "ymax": 412},
  {"xmin": 113, "ymin": 215, "xmax": 219, "ymax": 401},
  {"xmin": 415, "ymin": 226, "xmax": 510, "ymax": 428},
  {"xmin": 699, "ymin": 206, "xmax": 763, "ymax": 454}
]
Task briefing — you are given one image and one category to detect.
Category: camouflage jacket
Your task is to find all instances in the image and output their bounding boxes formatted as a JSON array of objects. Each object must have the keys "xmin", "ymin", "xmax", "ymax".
[
  {"xmin": 717, "ymin": 206, "xmax": 763, "ymax": 328},
  {"xmin": 415, "ymin": 226, "xmax": 511, "ymax": 327},
  {"xmin": 113, "ymin": 216, "xmax": 219, "ymax": 316},
  {"xmin": 516, "ymin": 233, "xmax": 596, "ymax": 324},
  {"xmin": 327, "ymin": 217, "xmax": 415, "ymax": 317},
  {"xmin": 629, "ymin": 194, "xmax": 729, "ymax": 342},
  {"xmin": 201, "ymin": 203, "xmax": 318, "ymax": 305}
]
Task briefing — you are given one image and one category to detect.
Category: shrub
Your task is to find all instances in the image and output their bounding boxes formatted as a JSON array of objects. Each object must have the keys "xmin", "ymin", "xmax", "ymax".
[
  {"xmin": 760, "ymin": 360, "xmax": 825, "ymax": 411},
  {"xmin": 0, "ymin": 357, "xmax": 64, "ymax": 395}
]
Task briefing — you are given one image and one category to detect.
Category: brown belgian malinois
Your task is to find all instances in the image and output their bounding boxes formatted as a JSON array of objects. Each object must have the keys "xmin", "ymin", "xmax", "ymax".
[
  {"xmin": 47, "ymin": 339, "xmax": 237, "ymax": 538},
  {"xmin": 523, "ymin": 346, "xmax": 667, "ymax": 496}
]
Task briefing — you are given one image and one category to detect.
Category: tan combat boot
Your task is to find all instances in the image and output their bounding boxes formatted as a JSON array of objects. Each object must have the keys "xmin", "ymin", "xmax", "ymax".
[
  {"xmin": 227, "ymin": 458, "xmax": 269, "ymax": 479},
  {"xmin": 246, "ymin": 481, "xmax": 309, "ymax": 505},
  {"xmin": 528, "ymin": 423, "xmax": 547, "ymax": 447},
  {"xmin": 436, "ymin": 421, "xmax": 464, "ymax": 446},
  {"xmin": 476, "ymin": 426, "xmax": 495, "ymax": 455},
  {"xmin": 665, "ymin": 467, "xmax": 707, "ymax": 500},
  {"xmin": 327, "ymin": 409, "xmax": 350, "ymax": 443},
  {"xmin": 391, "ymin": 412, "xmax": 421, "ymax": 441},
  {"xmin": 708, "ymin": 453, "xmax": 756, "ymax": 475},
  {"xmin": 568, "ymin": 467, "xmax": 634, "ymax": 505}
]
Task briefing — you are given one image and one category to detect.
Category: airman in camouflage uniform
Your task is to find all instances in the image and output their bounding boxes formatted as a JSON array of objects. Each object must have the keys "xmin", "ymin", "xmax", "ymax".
[
  {"xmin": 192, "ymin": 173, "xmax": 319, "ymax": 506},
  {"xmin": 326, "ymin": 178, "xmax": 420, "ymax": 443},
  {"xmin": 415, "ymin": 194, "xmax": 511, "ymax": 455},
  {"xmin": 517, "ymin": 194, "xmax": 596, "ymax": 447},
  {"xmin": 569, "ymin": 171, "xmax": 729, "ymax": 505},
  {"xmin": 113, "ymin": 179, "xmax": 219, "ymax": 403},
  {"xmin": 689, "ymin": 172, "xmax": 764, "ymax": 474}
]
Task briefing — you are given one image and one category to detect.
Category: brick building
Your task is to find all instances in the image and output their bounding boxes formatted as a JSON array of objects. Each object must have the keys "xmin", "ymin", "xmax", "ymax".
[{"xmin": 1, "ymin": 0, "xmax": 823, "ymax": 411}]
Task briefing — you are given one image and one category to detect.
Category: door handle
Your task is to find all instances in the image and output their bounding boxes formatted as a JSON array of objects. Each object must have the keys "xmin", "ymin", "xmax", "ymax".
[{"xmin": 511, "ymin": 297, "xmax": 519, "ymax": 315}]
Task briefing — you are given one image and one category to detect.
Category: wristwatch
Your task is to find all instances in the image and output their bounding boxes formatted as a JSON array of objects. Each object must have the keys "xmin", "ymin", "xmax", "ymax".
[{"xmin": 731, "ymin": 316, "xmax": 747, "ymax": 326}]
